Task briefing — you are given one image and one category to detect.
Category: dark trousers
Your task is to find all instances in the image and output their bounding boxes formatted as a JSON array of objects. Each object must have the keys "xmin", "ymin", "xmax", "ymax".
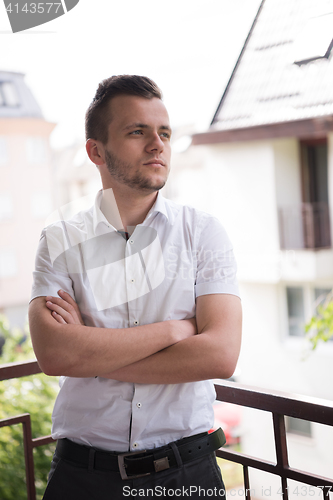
[{"xmin": 43, "ymin": 446, "xmax": 226, "ymax": 500}]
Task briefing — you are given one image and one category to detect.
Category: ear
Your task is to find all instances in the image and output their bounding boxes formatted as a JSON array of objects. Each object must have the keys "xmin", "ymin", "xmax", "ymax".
[{"xmin": 86, "ymin": 139, "xmax": 106, "ymax": 166}]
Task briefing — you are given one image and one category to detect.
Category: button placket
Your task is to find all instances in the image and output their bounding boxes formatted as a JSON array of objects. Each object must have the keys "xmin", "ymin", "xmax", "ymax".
[
  {"xmin": 125, "ymin": 236, "xmax": 139, "ymax": 328},
  {"xmin": 131, "ymin": 386, "xmax": 146, "ymax": 451}
]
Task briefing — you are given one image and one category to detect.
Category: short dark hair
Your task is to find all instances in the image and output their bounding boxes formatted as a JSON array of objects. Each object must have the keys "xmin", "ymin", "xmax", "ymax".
[{"xmin": 85, "ymin": 75, "xmax": 163, "ymax": 144}]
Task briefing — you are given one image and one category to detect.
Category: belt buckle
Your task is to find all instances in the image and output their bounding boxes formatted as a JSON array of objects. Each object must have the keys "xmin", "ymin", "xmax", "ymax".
[{"xmin": 118, "ymin": 449, "xmax": 150, "ymax": 480}]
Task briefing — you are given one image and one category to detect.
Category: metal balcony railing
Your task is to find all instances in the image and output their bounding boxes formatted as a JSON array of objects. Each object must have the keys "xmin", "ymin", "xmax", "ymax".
[
  {"xmin": 279, "ymin": 202, "xmax": 331, "ymax": 250},
  {"xmin": 0, "ymin": 360, "xmax": 55, "ymax": 500},
  {"xmin": 1, "ymin": 360, "xmax": 333, "ymax": 500},
  {"xmin": 214, "ymin": 383, "xmax": 333, "ymax": 500}
]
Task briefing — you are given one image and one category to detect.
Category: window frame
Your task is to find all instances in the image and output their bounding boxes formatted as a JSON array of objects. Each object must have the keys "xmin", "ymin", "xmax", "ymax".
[{"xmin": 283, "ymin": 284, "xmax": 333, "ymax": 341}]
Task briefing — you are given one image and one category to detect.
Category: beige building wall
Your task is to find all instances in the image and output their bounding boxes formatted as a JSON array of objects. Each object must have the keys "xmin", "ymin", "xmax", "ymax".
[{"xmin": 0, "ymin": 118, "xmax": 55, "ymax": 327}]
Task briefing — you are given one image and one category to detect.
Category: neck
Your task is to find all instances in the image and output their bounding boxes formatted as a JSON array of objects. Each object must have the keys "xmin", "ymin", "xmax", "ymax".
[{"xmin": 100, "ymin": 184, "xmax": 158, "ymax": 231}]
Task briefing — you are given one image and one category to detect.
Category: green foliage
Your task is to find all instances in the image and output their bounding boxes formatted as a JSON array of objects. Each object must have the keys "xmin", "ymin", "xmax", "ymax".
[
  {"xmin": 0, "ymin": 315, "xmax": 58, "ymax": 500},
  {"xmin": 305, "ymin": 291, "xmax": 333, "ymax": 350}
]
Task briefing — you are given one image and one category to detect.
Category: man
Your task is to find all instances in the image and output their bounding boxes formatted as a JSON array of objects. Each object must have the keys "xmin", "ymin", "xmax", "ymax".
[{"xmin": 29, "ymin": 75, "xmax": 242, "ymax": 499}]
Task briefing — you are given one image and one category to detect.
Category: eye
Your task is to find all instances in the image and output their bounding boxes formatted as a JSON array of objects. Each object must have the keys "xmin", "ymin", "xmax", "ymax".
[
  {"xmin": 160, "ymin": 132, "xmax": 171, "ymax": 139},
  {"xmin": 130, "ymin": 130, "xmax": 143, "ymax": 135}
]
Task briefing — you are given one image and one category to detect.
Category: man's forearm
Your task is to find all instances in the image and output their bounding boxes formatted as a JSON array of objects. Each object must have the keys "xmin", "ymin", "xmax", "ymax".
[
  {"xmin": 100, "ymin": 294, "xmax": 242, "ymax": 384},
  {"xmin": 29, "ymin": 297, "xmax": 196, "ymax": 378},
  {"xmin": 30, "ymin": 293, "xmax": 241, "ymax": 381},
  {"xmin": 100, "ymin": 330, "xmax": 239, "ymax": 384}
]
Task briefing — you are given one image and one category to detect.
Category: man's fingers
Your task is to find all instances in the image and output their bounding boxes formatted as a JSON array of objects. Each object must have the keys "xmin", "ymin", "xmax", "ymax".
[
  {"xmin": 58, "ymin": 289, "xmax": 84, "ymax": 325},
  {"xmin": 52, "ymin": 311, "xmax": 67, "ymax": 324},
  {"xmin": 46, "ymin": 295, "xmax": 75, "ymax": 313},
  {"xmin": 58, "ymin": 289, "xmax": 78, "ymax": 307},
  {"xmin": 45, "ymin": 293, "xmax": 84, "ymax": 326},
  {"xmin": 46, "ymin": 301, "xmax": 75, "ymax": 324},
  {"xmin": 45, "ymin": 295, "xmax": 84, "ymax": 325}
]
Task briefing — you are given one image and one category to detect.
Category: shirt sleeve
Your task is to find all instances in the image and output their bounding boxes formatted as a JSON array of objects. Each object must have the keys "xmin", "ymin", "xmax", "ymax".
[
  {"xmin": 194, "ymin": 215, "xmax": 240, "ymax": 299},
  {"xmin": 30, "ymin": 227, "xmax": 75, "ymax": 303}
]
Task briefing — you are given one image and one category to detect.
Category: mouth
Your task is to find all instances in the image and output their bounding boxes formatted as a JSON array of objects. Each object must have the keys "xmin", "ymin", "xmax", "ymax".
[{"xmin": 144, "ymin": 159, "xmax": 165, "ymax": 168}]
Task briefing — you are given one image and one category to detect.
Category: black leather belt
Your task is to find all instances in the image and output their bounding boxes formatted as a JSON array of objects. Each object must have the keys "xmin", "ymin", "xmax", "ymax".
[{"xmin": 56, "ymin": 428, "xmax": 226, "ymax": 480}]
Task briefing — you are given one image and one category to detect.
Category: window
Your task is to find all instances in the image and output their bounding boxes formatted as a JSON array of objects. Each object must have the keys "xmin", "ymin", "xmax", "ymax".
[
  {"xmin": 0, "ymin": 82, "xmax": 20, "ymax": 107},
  {"xmin": 314, "ymin": 287, "xmax": 331, "ymax": 306},
  {"xmin": 0, "ymin": 194, "xmax": 13, "ymax": 221},
  {"xmin": 286, "ymin": 287, "xmax": 305, "ymax": 336},
  {"xmin": 301, "ymin": 140, "xmax": 328, "ymax": 205},
  {"xmin": 286, "ymin": 416, "xmax": 312, "ymax": 438},
  {"xmin": 294, "ymin": 13, "xmax": 333, "ymax": 65},
  {"xmin": 313, "ymin": 287, "xmax": 333, "ymax": 342},
  {"xmin": 300, "ymin": 139, "xmax": 330, "ymax": 249},
  {"xmin": 0, "ymin": 250, "xmax": 17, "ymax": 278},
  {"xmin": 279, "ymin": 139, "xmax": 330, "ymax": 250},
  {"xmin": 26, "ymin": 137, "xmax": 47, "ymax": 164},
  {"xmin": 286, "ymin": 286, "xmax": 333, "ymax": 340},
  {"xmin": 0, "ymin": 137, "xmax": 8, "ymax": 166}
]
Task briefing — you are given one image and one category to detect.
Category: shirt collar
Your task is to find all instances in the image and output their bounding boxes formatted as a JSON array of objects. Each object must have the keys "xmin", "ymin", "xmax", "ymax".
[
  {"xmin": 93, "ymin": 190, "xmax": 115, "ymax": 233},
  {"xmin": 144, "ymin": 192, "xmax": 173, "ymax": 224},
  {"xmin": 92, "ymin": 189, "xmax": 174, "ymax": 234}
]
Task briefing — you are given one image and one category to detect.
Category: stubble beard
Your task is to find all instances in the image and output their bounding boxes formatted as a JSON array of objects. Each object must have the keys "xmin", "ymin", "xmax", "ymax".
[{"xmin": 105, "ymin": 149, "xmax": 167, "ymax": 192}]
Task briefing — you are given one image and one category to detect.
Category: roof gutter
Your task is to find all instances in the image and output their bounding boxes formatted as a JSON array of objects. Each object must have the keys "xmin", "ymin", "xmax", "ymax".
[{"xmin": 192, "ymin": 116, "xmax": 333, "ymax": 145}]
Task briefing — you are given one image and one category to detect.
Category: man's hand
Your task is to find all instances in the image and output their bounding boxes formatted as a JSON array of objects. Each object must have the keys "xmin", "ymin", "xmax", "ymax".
[
  {"xmin": 45, "ymin": 291, "xmax": 197, "ymax": 341},
  {"xmin": 45, "ymin": 290, "xmax": 85, "ymax": 325}
]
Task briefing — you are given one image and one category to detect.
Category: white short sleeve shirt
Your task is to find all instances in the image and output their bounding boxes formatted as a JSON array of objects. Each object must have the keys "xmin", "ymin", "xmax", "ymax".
[{"xmin": 31, "ymin": 191, "xmax": 240, "ymax": 452}]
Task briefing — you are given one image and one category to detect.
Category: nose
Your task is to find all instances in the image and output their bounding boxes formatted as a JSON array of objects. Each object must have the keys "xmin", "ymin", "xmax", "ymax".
[{"xmin": 145, "ymin": 132, "xmax": 164, "ymax": 153}]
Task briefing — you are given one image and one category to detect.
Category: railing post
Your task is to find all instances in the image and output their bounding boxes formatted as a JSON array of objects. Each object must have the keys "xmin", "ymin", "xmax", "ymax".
[
  {"xmin": 303, "ymin": 203, "xmax": 314, "ymax": 249},
  {"xmin": 22, "ymin": 414, "xmax": 36, "ymax": 500},
  {"xmin": 323, "ymin": 486, "xmax": 331, "ymax": 499},
  {"xmin": 0, "ymin": 413, "xmax": 37, "ymax": 500},
  {"xmin": 272, "ymin": 413, "xmax": 289, "ymax": 500},
  {"xmin": 243, "ymin": 465, "xmax": 251, "ymax": 500}
]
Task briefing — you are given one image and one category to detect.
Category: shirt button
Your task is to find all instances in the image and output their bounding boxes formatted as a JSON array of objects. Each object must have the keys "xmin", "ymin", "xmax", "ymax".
[
  {"xmin": 136, "ymin": 402, "xmax": 142, "ymax": 408},
  {"xmin": 129, "ymin": 239, "xmax": 134, "ymax": 244},
  {"xmin": 134, "ymin": 320, "xmax": 139, "ymax": 326},
  {"xmin": 131, "ymin": 279, "xmax": 135, "ymax": 283},
  {"xmin": 133, "ymin": 442, "xmax": 139, "ymax": 448}
]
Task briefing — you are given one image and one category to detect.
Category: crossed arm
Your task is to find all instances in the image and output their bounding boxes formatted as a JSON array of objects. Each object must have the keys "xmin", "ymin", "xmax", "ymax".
[{"xmin": 28, "ymin": 290, "xmax": 242, "ymax": 384}]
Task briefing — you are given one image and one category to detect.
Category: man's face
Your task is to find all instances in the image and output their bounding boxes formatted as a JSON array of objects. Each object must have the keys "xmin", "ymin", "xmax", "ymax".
[{"xmin": 102, "ymin": 95, "xmax": 172, "ymax": 193}]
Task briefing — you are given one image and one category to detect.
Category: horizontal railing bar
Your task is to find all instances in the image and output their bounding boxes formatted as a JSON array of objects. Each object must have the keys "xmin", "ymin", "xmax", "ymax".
[
  {"xmin": 217, "ymin": 448, "xmax": 276, "ymax": 473},
  {"xmin": 0, "ymin": 413, "xmax": 31, "ymax": 428},
  {"xmin": 0, "ymin": 360, "xmax": 41, "ymax": 381},
  {"xmin": 214, "ymin": 381, "xmax": 333, "ymax": 425},
  {"xmin": 32, "ymin": 435, "xmax": 55, "ymax": 448},
  {"xmin": 216, "ymin": 449, "xmax": 333, "ymax": 488},
  {"xmin": 1, "ymin": 362, "xmax": 332, "ymax": 426}
]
